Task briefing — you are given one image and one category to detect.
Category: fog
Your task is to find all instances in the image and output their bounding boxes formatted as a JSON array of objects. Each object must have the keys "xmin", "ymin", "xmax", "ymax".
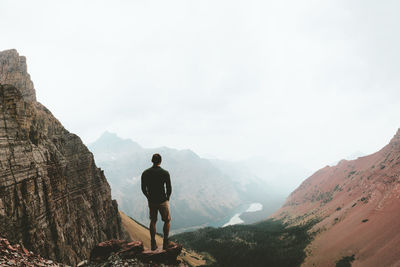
[{"xmin": 1, "ymin": 0, "xmax": 400, "ymax": 176}]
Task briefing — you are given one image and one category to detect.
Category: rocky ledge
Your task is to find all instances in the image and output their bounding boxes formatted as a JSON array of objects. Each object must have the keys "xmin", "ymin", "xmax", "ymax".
[
  {"xmin": 79, "ymin": 239, "xmax": 185, "ymax": 267},
  {"xmin": 0, "ymin": 234, "xmax": 185, "ymax": 267}
]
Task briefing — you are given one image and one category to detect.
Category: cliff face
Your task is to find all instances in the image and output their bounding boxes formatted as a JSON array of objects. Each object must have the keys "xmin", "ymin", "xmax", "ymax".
[
  {"xmin": 0, "ymin": 49, "xmax": 126, "ymax": 265},
  {"xmin": 0, "ymin": 49, "xmax": 36, "ymax": 102},
  {"xmin": 272, "ymin": 130, "xmax": 400, "ymax": 267}
]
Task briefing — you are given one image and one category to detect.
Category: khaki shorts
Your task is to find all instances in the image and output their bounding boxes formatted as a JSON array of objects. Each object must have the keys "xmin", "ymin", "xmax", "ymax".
[{"xmin": 148, "ymin": 200, "xmax": 171, "ymax": 222}]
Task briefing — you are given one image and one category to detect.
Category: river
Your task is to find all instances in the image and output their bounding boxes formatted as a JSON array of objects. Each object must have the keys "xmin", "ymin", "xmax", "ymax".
[
  {"xmin": 222, "ymin": 203, "xmax": 263, "ymax": 227},
  {"xmin": 206, "ymin": 202, "xmax": 264, "ymax": 228}
]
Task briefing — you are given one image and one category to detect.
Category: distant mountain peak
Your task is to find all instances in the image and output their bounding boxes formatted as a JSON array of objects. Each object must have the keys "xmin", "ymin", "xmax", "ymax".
[
  {"xmin": 99, "ymin": 131, "xmax": 121, "ymax": 140},
  {"xmin": 89, "ymin": 131, "xmax": 142, "ymax": 152}
]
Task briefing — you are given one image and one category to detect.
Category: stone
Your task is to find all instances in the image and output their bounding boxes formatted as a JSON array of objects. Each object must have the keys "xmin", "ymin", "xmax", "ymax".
[
  {"xmin": 138, "ymin": 243, "xmax": 183, "ymax": 264},
  {"xmin": 22, "ymin": 246, "xmax": 29, "ymax": 256},
  {"xmin": 77, "ymin": 260, "xmax": 89, "ymax": 267},
  {"xmin": 89, "ymin": 239, "xmax": 183, "ymax": 266},
  {"xmin": 0, "ymin": 235, "xmax": 69, "ymax": 266},
  {"xmin": 90, "ymin": 240, "xmax": 144, "ymax": 262}
]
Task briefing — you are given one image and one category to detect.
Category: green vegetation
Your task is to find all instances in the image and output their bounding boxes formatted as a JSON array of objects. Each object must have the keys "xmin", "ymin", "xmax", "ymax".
[
  {"xmin": 334, "ymin": 184, "xmax": 342, "ymax": 192},
  {"xmin": 347, "ymin": 171, "xmax": 356, "ymax": 178},
  {"xmin": 311, "ymin": 184, "xmax": 343, "ymax": 205},
  {"xmin": 336, "ymin": 254, "xmax": 355, "ymax": 267},
  {"xmin": 312, "ymin": 191, "xmax": 334, "ymax": 204},
  {"xmin": 172, "ymin": 219, "xmax": 318, "ymax": 267}
]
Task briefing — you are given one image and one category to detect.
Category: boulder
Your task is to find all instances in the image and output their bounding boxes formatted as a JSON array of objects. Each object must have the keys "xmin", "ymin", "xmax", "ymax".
[
  {"xmin": 138, "ymin": 243, "xmax": 183, "ymax": 264},
  {"xmin": 90, "ymin": 240, "xmax": 144, "ymax": 261},
  {"xmin": 89, "ymin": 239, "xmax": 183, "ymax": 265}
]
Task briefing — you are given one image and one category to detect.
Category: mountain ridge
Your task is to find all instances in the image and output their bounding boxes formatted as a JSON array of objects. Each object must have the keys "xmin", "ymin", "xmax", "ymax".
[{"xmin": 272, "ymin": 128, "xmax": 400, "ymax": 266}]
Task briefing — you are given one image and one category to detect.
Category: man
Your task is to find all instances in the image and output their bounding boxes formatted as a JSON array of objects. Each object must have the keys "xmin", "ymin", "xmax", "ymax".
[{"xmin": 141, "ymin": 153, "xmax": 172, "ymax": 250}]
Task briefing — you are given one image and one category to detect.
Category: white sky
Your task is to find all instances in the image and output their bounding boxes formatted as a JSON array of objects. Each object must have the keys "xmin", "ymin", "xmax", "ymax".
[{"xmin": 1, "ymin": 0, "xmax": 400, "ymax": 172}]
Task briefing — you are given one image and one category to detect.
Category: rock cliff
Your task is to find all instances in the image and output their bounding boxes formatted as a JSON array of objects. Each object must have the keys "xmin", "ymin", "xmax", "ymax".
[
  {"xmin": 272, "ymin": 129, "xmax": 400, "ymax": 266},
  {"xmin": 0, "ymin": 49, "xmax": 36, "ymax": 102},
  {"xmin": 0, "ymin": 49, "xmax": 126, "ymax": 265}
]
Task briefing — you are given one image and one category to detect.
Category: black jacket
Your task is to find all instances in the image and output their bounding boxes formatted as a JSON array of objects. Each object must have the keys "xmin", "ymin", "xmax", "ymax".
[{"xmin": 141, "ymin": 165, "xmax": 172, "ymax": 204}]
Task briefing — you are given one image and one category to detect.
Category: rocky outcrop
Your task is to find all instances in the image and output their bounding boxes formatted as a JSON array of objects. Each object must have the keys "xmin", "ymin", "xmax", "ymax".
[
  {"xmin": 0, "ymin": 49, "xmax": 36, "ymax": 102},
  {"xmin": 84, "ymin": 239, "xmax": 184, "ymax": 267},
  {"xmin": 272, "ymin": 129, "xmax": 400, "ymax": 267},
  {"xmin": 0, "ymin": 49, "xmax": 126, "ymax": 265},
  {"xmin": 89, "ymin": 240, "xmax": 144, "ymax": 262}
]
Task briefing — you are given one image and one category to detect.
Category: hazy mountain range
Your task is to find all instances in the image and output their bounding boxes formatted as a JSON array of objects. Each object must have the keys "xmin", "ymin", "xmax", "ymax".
[{"xmin": 88, "ymin": 132, "xmax": 307, "ymax": 232}]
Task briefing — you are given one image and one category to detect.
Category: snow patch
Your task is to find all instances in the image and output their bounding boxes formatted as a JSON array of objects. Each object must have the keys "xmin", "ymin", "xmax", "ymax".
[
  {"xmin": 223, "ymin": 213, "xmax": 244, "ymax": 227},
  {"xmin": 246, "ymin": 203, "xmax": 263, "ymax": 212}
]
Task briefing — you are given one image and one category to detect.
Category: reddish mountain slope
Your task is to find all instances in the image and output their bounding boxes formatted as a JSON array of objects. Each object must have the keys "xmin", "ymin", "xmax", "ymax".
[{"xmin": 272, "ymin": 129, "xmax": 400, "ymax": 267}]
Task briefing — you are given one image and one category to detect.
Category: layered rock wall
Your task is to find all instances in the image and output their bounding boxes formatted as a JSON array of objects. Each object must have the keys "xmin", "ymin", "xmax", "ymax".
[
  {"xmin": 0, "ymin": 49, "xmax": 126, "ymax": 265},
  {"xmin": 0, "ymin": 49, "xmax": 36, "ymax": 102}
]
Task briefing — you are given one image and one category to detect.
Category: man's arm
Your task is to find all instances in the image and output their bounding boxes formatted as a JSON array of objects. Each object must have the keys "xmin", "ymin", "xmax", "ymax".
[
  {"xmin": 141, "ymin": 172, "xmax": 149, "ymax": 199},
  {"xmin": 165, "ymin": 171, "xmax": 172, "ymax": 200}
]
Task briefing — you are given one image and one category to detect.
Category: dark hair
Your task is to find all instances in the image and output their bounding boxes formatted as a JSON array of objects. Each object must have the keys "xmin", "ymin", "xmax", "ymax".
[{"xmin": 151, "ymin": 153, "xmax": 162, "ymax": 165}]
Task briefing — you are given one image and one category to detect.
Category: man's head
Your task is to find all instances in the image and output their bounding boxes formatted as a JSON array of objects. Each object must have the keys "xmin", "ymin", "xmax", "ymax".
[{"xmin": 152, "ymin": 153, "xmax": 162, "ymax": 165}]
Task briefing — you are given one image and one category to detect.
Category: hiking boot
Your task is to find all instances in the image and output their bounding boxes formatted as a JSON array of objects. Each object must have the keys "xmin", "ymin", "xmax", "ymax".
[
  {"xmin": 163, "ymin": 238, "xmax": 172, "ymax": 250},
  {"xmin": 151, "ymin": 239, "xmax": 157, "ymax": 251}
]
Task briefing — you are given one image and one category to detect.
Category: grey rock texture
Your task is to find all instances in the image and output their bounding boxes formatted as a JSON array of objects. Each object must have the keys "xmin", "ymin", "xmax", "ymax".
[
  {"xmin": 0, "ymin": 49, "xmax": 36, "ymax": 102},
  {"xmin": 0, "ymin": 49, "xmax": 126, "ymax": 265}
]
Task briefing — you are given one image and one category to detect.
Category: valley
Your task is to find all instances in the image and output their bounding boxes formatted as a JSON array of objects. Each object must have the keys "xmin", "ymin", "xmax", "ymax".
[{"xmin": 172, "ymin": 129, "xmax": 400, "ymax": 267}]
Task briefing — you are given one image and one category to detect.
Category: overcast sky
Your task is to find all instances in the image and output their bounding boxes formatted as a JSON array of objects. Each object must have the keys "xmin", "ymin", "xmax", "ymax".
[{"xmin": 1, "ymin": 0, "xmax": 400, "ymax": 172}]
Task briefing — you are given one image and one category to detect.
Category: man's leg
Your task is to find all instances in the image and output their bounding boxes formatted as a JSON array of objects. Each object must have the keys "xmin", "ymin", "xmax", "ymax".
[
  {"xmin": 150, "ymin": 219, "xmax": 157, "ymax": 250},
  {"xmin": 149, "ymin": 204, "xmax": 158, "ymax": 250},
  {"xmin": 162, "ymin": 220, "xmax": 171, "ymax": 250},
  {"xmin": 160, "ymin": 201, "xmax": 171, "ymax": 250},
  {"xmin": 163, "ymin": 220, "xmax": 170, "ymax": 240}
]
